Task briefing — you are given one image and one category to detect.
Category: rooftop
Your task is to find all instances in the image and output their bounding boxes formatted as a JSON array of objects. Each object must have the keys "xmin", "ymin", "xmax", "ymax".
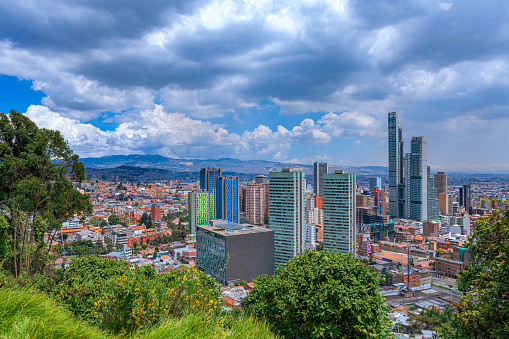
[{"xmin": 198, "ymin": 220, "xmax": 272, "ymax": 237}]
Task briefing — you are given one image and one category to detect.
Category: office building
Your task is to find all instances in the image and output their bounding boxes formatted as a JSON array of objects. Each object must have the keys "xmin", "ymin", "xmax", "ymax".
[
  {"xmin": 373, "ymin": 187, "xmax": 386, "ymax": 216},
  {"xmin": 255, "ymin": 175, "xmax": 268, "ymax": 184},
  {"xmin": 434, "ymin": 172, "xmax": 447, "ymax": 197},
  {"xmin": 269, "ymin": 168, "xmax": 306, "ymax": 267},
  {"xmin": 388, "ymin": 112, "xmax": 405, "ymax": 218},
  {"xmin": 403, "ymin": 152, "xmax": 410, "ymax": 219},
  {"xmin": 246, "ymin": 182, "xmax": 269, "ymax": 225},
  {"xmin": 459, "ymin": 185, "xmax": 472, "ymax": 214},
  {"xmin": 439, "ymin": 193, "xmax": 453, "ymax": 216},
  {"xmin": 369, "ymin": 177, "xmax": 382, "ymax": 192},
  {"xmin": 216, "ymin": 176, "xmax": 240, "ymax": 223},
  {"xmin": 200, "ymin": 167, "xmax": 222, "ymax": 219},
  {"xmin": 322, "ymin": 170, "xmax": 356, "ymax": 254},
  {"xmin": 409, "ymin": 136, "xmax": 428, "ymax": 221},
  {"xmin": 313, "ymin": 162, "xmax": 328, "ymax": 196},
  {"xmin": 427, "ymin": 166, "xmax": 439, "ymax": 221},
  {"xmin": 189, "ymin": 191, "xmax": 211, "ymax": 233},
  {"xmin": 196, "ymin": 220, "xmax": 274, "ymax": 285}
]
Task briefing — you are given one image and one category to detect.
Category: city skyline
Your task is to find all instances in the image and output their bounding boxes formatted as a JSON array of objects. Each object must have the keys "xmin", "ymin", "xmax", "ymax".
[{"xmin": 1, "ymin": 1, "xmax": 509, "ymax": 173}]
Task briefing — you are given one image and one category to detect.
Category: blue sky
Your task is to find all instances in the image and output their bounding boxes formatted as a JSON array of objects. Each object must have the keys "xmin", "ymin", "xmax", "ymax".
[{"xmin": 1, "ymin": 0, "xmax": 508, "ymax": 172}]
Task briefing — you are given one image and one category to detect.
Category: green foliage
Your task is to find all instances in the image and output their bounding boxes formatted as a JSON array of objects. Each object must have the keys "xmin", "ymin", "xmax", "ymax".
[
  {"xmin": 410, "ymin": 306, "xmax": 457, "ymax": 337},
  {"xmin": 92, "ymin": 267, "xmax": 222, "ymax": 335},
  {"xmin": 457, "ymin": 202, "xmax": 509, "ymax": 338},
  {"xmin": 242, "ymin": 250, "xmax": 391, "ymax": 338},
  {"xmin": 0, "ymin": 288, "xmax": 278, "ymax": 339},
  {"xmin": 65, "ymin": 240, "xmax": 108, "ymax": 256},
  {"xmin": 108, "ymin": 214, "xmax": 121, "ymax": 225},
  {"xmin": 139, "ymin": 213, "xmax": 153, "ymax": 228},
  {"xmin": 0, "ymin": 110, "xmax": 92, "ymax": 277}
]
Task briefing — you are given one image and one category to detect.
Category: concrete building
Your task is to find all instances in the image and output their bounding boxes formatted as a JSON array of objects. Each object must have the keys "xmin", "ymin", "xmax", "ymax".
[
  {"xmin": 423, "ymin": 221, "xmax": 439, "ymax": 237},
  {"xmin": 216, "ymin": 176, "xmax": 240, "ymax": 223},
  {"xmin": 196, "ymin": 220, "xmax": 274, "ymax": 285},
  {"xmin": 269, "ymin": 168, "xmax": 306, "ymax": 267},
  {"xmin": 439, "ymin": 193, "xmax": 453, "ymax": 216},
  {"xmin": 304, "ymin": 224, "xmax": 318, "ymax": 249},
  {"xmin": 189, "ymin": 191, "xmax": 211, "ymax": 234},
  {"xmin": 313, "ymin": 162, "xmax": 328, "ymax": 197},
  {"xmin": 369, "ymin": 177, "xmax": 382, "ymax": 191},
  {"xmin": 410, "ymin": 136, "xmax": 428, "ymax": 221},
  {"xmin": 255, "ymin": 175, "xmax": 268, "ymax": 184},
  {"xmin": 322, "ymin": 170, "xmax": 356, "ymax": 254},
  {"xmin": 373, "ymin": 187, "xmax": 386, "ymax": 216},
  {"xmin": 75, "ymin": 230, "xmax": 102, "ymax": 243},
  {"xmin": 434, "ymin": 172, "xmax": 447, "ymax": 197},
  {"xmin": 246, "ymin": 182, "xmax": 269, "ymax": 225},
  {"xmin": 104, "ymin": 231, "xmax": 129, "ymax": 247},
  {"xmin": 151, "ymin": 204, "xmax": 161, "ymax": 222},
  {"xmin": 305, "ymin": 207, "xmax": 323, "ymax": 225}
]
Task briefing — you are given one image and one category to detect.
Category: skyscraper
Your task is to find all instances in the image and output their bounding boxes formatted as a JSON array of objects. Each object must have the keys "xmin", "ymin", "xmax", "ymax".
[
  {"xmin": 369, "ymin": 177, "xmax": 382, "ymax": 192},
  {"xmin": 313, "ymin": 162, "xmax": 328, "ymax": 196},
  {"xmin": 322, "ymin": 170, "xmax": 356, "ymax": 254},
  {"xmin": 409, "ymin": 136, "xmax": 427, "ymax": 222},
  {"xmin": 255, "ymin": 175, "xmax": 268, "ymax": 184},
  {"xmin": 200, "ymin": 167, "xmax": 222, "ymax": 219},
  {"xmin": 189, "ymin": 191, "xmax": 211, "ymax": 233},
  {"xmin": 459, "ymin": 184, "xmax": 471, "ymax": 214},
  {"xmin": 246, "ymin": 182, "xmax": 269, "ymax": 225},
  {"xmin": 269, "ymin": 168, "xmax": 305, "ymax": 268},
  {"xmin": 388, "ymin": 112, "xmax": 404, "ymax": 218},
  {"xmin": 427, "ymin": 166, "xmax": 439, "ymax": 221},
  {"xmin": 434, "ymin": 172, "xmax": 447, "ymax": 197},
  {"xmin": 216, "ymin": 176, "xmax": 240, "ymax": 223}
]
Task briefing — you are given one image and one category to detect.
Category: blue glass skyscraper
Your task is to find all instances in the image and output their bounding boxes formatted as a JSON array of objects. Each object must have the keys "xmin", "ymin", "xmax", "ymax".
[{"xmin": 216, "ymin": 176, "xmax": 239, "ymax": 223}]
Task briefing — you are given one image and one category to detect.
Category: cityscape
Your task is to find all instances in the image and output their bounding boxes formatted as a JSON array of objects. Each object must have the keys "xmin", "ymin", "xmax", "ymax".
[{"xmin": 1, "ymin": 1, "xmax": 508, "ymax": 338}]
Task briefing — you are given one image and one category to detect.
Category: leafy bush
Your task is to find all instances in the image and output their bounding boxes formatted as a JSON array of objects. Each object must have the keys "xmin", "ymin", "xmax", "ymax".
[
  {"xmin": 92, "ymin": 267, "xmax": 223, "ymax": 335},
  {"xmin": 242, "ymin": 250, "xmax": 391, "ymax": 339}
]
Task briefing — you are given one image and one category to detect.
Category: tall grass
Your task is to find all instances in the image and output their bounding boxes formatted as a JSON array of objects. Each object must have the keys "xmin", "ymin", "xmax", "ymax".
[{"xmin": 0, "ymin": 288, "xmax": 278, "ymax": 339}]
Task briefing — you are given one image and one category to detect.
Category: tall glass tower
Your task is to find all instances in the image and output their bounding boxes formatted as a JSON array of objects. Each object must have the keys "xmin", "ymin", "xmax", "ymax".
[
  {"xmin": 269, "ymin": 168, "xmax": 305, "ymax": 268},
  {"xmin": 216, "ymin": 176, "xmax": 239, "ymax": 223},
  {"xmin": 410, "ymin": 136, "xmax": 428, "ymax": 221},
  {"xmin": 313, "ymin": 162, "xmax": 328, "ymax": 196},
  {"xmin": 388, "ymin": 112, "xmax": 404, "ymax": 218},
  {"xmin": 322, "ymin": 171, "xmax": 356, "ymax": 254}
]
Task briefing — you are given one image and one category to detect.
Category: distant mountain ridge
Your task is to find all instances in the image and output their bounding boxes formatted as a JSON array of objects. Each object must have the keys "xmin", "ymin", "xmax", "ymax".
[{"xmin": 81, "ymin": 154, "xmax": 388, "ymax": 176}]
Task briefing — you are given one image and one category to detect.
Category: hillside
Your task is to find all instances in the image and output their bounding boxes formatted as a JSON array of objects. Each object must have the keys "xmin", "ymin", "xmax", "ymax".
[{"xmin": 81, "ymin": 155, "xmax": 388, "ymax": 176}]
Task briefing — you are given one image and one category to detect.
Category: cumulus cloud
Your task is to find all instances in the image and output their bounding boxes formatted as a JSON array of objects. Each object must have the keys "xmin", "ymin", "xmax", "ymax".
[
  {"xmin": 2, "ymin": 0, "xmax": 509, "ymax": 169},
  {"xmin": 24, "ymin": 105, "xmax": 379, "ymax": 159}
]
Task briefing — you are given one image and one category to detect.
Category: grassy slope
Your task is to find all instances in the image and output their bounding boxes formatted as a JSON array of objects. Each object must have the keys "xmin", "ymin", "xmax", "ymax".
[{"xmin": 0, "ymin": 289, "xmax": 277, "ymax": 339}]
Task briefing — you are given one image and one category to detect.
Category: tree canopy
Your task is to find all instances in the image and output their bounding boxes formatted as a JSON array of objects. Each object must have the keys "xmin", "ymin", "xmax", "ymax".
[
  {"xmin": 457, "ymin": 202, "xmax": 509, "ymax": 338},
  {"xmin": 0, "ymin": 110, "xmax": 92, "ymax": 276},
  {"xmin": 242, "ymin": 250, "xmax": 391, "ymax": 338}
]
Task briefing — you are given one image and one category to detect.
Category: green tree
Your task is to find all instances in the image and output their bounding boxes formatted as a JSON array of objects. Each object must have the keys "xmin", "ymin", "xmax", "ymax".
[
  {"xmin": 139, "ymin": 212, "xmax": 153, "ymax": 228},
  {"xmin": 0, "ymin": 110, "xmax": 91, "ymax": 277},
  {"xmin": 242, "ymin": 250, "xmax": 391, "ymax": 338},
  {"xmin": 108, "ymin": 214, "xmax": 121, "ymax": 225},
  {"xmin": 457, "ymin": 202, "xmax": 509, "ymax": 338}
]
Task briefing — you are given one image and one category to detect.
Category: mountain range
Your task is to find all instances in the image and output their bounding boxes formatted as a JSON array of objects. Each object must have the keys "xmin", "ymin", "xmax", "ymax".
[{"xmin": 81, "ymin": 155, "xmax": 388, "ymax": 176}]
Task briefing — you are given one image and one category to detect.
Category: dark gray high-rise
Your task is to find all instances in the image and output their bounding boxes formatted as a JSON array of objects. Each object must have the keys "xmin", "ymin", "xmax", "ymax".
[
  {"xmin": 313, "ymin": 162, "xmax": 328, "ymax": 196},
  {"xmin": 388, "ymin": 112, "xmax": 405, "ymax": 218},
  {"xmin": 409, "ymin": 136, "xmax": 427, "ymax": 222},
  {"xmin": 459, "ymin": 185, "xmax": 471, "ymax": 214}
]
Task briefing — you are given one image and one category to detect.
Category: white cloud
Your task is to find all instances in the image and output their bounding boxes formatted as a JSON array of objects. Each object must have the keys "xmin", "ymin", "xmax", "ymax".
[{"xmin": 439, "ymin": 3, "xmax": 453, "ymax": 11}]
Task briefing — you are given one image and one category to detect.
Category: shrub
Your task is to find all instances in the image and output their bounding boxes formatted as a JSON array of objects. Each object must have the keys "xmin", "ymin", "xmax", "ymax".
[{"xmin": 242, "ymin": 250, "xmax": 391, "ymax": 338}]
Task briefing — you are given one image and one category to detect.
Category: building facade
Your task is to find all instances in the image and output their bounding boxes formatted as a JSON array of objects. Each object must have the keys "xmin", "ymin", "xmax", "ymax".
[
  {"xmin": 322, "ymin": 171, "xmax": 356, "ymax": 254},
  {"xmin": 388, "ymin": 112, "xmax": 405, "ymax": 219},
  {"xmin": 196, "ymin": 220, "xmax": 274, "ymax": 285},
  {"xmin": 434, "ymin": 172, "xmax": 447, "ymax": 197},
  {"xmin": 216, "ymin": 176, "xmax": 240, "ymax": 223},
  {"xmin": 246, "ymin": 182, "xmax": 269, "ymax": 225},
  {"xmin": 369, "ymin": 177, "xmax": 382, "ymax": 191},
  {"xmin": 313, "ymin": 162, "xmax": 328, "ymax": 197},
  {"xmin": 200, "ymin": 167, "xmax": 222, "ymax": 219},
  {"xmin": 189, "ymin": 191, "xmax": 211, "ymax": 233},
  {"xmin": 409, "ymin": 136, "xmax": 428, "ymax": 221},
  {"xmin": 269, "ymin": 169, "xmax": 306, "ymax": 267}
]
